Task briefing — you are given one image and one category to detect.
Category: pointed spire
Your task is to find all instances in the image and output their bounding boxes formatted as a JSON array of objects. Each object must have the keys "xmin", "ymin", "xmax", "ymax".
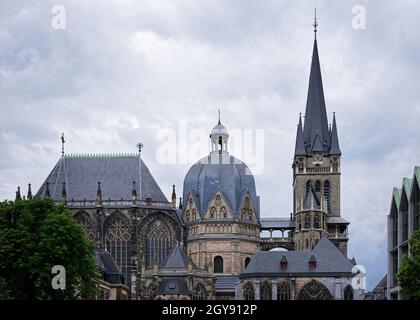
[
  {"xmin": 15, "ymin": 186, "xmax": 22, "ymax": 201},
  {"xmin": 218, "ymin": 109, "xmax": 221, "ymax": 125},
  {"xmin": 329, "ymin": 112, "xmax": 341, "ymax": 155},
  {"xmin": 45, "ymin": 182, "xmax": 51, "ymax": 198},
  {"xmin": 27, "ymin": 183, "xmax": 33, "ymax": 200},
  {"xmin": 311, "ymin": 132, "xmax": 324, "ymax": 153},
  {"xmin": 294, "ymin": 113, "xmax": 306, "ymax": 156},
  {"xmin": 178, "ymin": 197, "xmax": 183, "ymax": 210},
  {"xmin": 303, "ymin": 30, "xmax": 330, "ymax": 154},
  {"xmin": 303, "ymin": 187, "xmax": 320, "ymax": 211},
  {"xmin": 61, "ymin": 133, "xmax": 65, "ymax": 156},
  {"xmin": 313, "ymin": 4, "xmax": 318, "ymax": 37},
  {"xmin": 171, "ymin": 185, "xmax": 176, "ymax": 208}
]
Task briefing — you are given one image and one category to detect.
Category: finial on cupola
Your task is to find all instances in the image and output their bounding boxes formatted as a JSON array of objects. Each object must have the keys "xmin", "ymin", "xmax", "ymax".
[{"xmin": 218, "ymin": 109, "xmax": 221, "ymax": 125}]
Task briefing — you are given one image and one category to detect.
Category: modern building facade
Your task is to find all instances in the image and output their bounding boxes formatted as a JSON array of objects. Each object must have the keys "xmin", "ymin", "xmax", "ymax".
[{"xmin": 387, "ymin": 166, "xmax": 420, "ymax": 300}]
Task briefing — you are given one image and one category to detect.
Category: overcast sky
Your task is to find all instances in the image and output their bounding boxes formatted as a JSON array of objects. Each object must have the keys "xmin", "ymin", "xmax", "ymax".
[{"xmin": 1, "ymin": 0, "xmax": 420, "ymax": 290}]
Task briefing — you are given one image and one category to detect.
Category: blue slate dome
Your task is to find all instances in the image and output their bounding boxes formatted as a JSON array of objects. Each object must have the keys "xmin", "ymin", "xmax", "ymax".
[{"xmin": 182, "ymin": 120, "xmax": 260, "ymax": 219}]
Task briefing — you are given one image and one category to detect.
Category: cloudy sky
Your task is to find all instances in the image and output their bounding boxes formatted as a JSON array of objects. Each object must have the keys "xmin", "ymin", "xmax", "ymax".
[{"xmin": 1, "ymin": 0, "xmax": 420, "ymax": 290}]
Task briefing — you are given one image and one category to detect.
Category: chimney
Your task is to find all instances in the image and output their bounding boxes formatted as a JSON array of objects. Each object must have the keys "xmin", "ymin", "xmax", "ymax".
[
  {"xmin": 309, "ymin": 255, "xmax": 317, "ymax": 269},
  {"xmin": 132, "ymin": 181, "xmax": 137, "ymax": 206}
]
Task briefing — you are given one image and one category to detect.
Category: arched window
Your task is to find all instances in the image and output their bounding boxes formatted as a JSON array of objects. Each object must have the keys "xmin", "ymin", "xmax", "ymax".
[
  {"xmin": 214, "ymin": 256, "xmax": 223, "ymax": 273},
  {"xmin": 105, "ymin": 213, "xmax": 131, "ymax": 287},
  {"xmin": 192, "ymin": 209, "xmax": 197, "ymax": 220},
  {"xmin": 306, "ymin": 180, "xmax": 312, "ymax": 193},
  {"xmin": 241, "ymin": 209, "xmax": 245, "ymax": 220},
  {"xmin": 304, "ymin": 214, "xmax": 311, "ymax": 229},
  {"xmin": 298, "ymin": 216, "xmax": 302, "ymax": 230},
  {"xmin": 245, "ymin": 257, "xmax": 251, "ymax": 269},
  {"xmin": 210, "ymin": 207, "xmax": 216, "ymax": 219},
  {"xmin": 315, "ymin": 180, "xmax": 321, "ymax": 192},
  {"xmin": 192, "ymin": 284, "xmax": 207, "ymax": 300},
  {"xmin": 215, "ymin": 195, "xmax": 221, "ymax": 206},
  {"xmin": 74, "ymin": 211, "xmax": 96, "ymax": 242},
  {"xmin": 343, "ymin": 285, "xmax": 353, "ymax": 300},
  {"xmin": 146, "ymin": 219, "xmax": 172, "ymax": 267},
  {"xmin": 305, "ymin": 239, "xmax": 309, "ymax": 250},
  {"xmin": 260, "ymin": 281, "xmax": 272, "ymax": 300},
  {"xmin": 185, "ymin": 210, "xmax": 190, "ymax": 222},
  {"xmin": 277, "ymin": 281, "xmax": 290, "ymax": 300},
  {"xmin": 221, "ymin": 207, "xmax": 227, "ymax": 219},
  {"xmin": 297, "ymin": 280, "xmax": 332, "ymax": 300},
  {"xmin": 249, "ymin": 209, "xmax": 253, "ymax": 220},
  {"xmin": 243, "ymin": 282, "xmax": 255, "ymax": 300},
  {"xmin": 314, "ymin": 214, "xmax": 320, "ymax": 229},
  {"xmin": 324, "ymin": 180, "xmax": 330, "ymax": 213}
]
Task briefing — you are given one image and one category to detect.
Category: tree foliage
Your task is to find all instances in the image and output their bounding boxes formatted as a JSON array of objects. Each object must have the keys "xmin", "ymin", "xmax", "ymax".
[
  {"xmin": 397, "ymin": 229, "xmax": 420, "ymax": 300},
  {"xmin": 0, "ymin": 198, "xmax": 99, "ymax": 299}
]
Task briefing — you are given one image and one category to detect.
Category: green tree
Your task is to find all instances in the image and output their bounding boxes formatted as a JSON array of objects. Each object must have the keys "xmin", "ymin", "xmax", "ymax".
[
  {"xmin": 397, "ymin": 229, "xmax": 420, "ymax": 300},
  {"xmin": 0, "ymin": 198, "xmax": 99, "ymax": 299}
]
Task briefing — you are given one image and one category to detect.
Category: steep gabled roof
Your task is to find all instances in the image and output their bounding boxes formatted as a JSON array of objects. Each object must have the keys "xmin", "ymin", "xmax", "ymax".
[
  {"xmin": 35, "ymin": 154, "xmax": 168, "ymax": 203},
  {"xmin": 162, "ymin": 244, "xmax": 197, "ymax": 269},
  {"xmin": 241, "ymin": 235, "xmax": 354, "ymax": 277}
]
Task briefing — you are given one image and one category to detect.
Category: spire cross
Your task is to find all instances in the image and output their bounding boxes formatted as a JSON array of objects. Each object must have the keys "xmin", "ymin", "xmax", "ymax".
[
  {"xmin": 313, "ymin": 5, "xmax": 318, "ymax": 36},
  {"xmin": 218, "ymin": 109, "xmax": 221, "ymax": 125},
  {"xmin": 61, "ymin": 133, "xmax": 65, "ymax": 156}
]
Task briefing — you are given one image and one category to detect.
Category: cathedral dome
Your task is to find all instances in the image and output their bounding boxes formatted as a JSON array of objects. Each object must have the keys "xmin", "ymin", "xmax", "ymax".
[{"xmin": 182, "ymin": 120, "xmax": 260, "ymax": 220}]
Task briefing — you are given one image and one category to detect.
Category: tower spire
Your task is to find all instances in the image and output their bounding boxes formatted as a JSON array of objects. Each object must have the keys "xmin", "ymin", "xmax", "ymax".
[
  {"xmin": 302, "ymin": 23, "xmax": 330, "ymax": 154},
  {"xmin": 294, "ymin": 113, "xmax": 306, "ymax": 156},
  {"xmin": 329, "ymin": 112, "xmax": 341, "ymax": 155},
  {"xmin": 218, "ymin": 109, "xmax": 221, "ymax": 125}
]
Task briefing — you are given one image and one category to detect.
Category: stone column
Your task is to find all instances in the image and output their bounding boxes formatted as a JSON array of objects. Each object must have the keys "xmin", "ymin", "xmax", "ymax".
[
  {"xmin": 290, "ymin": 278, "xmax": 296, "ymax": 300},
  {"xmin": 271, "ymin": 280, "xmax": 278, "ymax": 300},
  {"xmin": 334, "ymin": 278, "xmax": 343, "ymax": 300},
  {"xmin": 254, "ymin": 280, "xmax": 260, "ymax": 300}
]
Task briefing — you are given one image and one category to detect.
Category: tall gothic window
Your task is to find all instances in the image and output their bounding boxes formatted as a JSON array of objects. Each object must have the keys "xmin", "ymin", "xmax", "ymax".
[
  {"xmin": 297, "ymin": 280, "xmax": 331, "ymax": 300},
  {"xmin": 343, "ymin": 285, "xmax": 353, "ymax": 300},
  {"xmin": 392, "ymin": 204, "xmax": 398, "ymax": 248},
  {"xmin": 277, "ymin": 281, "xmax": 290, "ymax": 300},
  {"xmin": 105, "ymin": 213, "xmax": 131, "ymax": 287},
  {"xmin": 306, "ymin": 180, "xmax": 312, "ymax": 193},
  {"xmin": 260, "ymin": 281, "xmax": 272, "ymax": 300},
  {"xmin": 314, "ymin": 214, "xmax": 321, "ymax": 229},
  {"xmin": 74, "ymin": 211, "xmax": 96, "ymax": 242},
  {"xmin": 214, "ymin": 256, "xmax": 223, "ymax": 273},
  {"xmin": 304, "ymin": 214, "xmax": 311, "ymax": 229},
  {"xmin": 146, "ymin": 219, "xmax": 172, "ymax": 267},
  {"xmin": 315, "ymin": 180, "xmax": 321, "ymax": 192},
  {"xmin": 216, "ymin": 195, "xmax": 222, "ymax": 206},
  {"xmin": 210, "ymin": 207, "xmax": 216, "ymax": 218},
  {"xmin": 192, "ymin": 284, "xmax": 207, "ymax": 300},
  {"xmin": 243, "ymin": 282, "xmax": 255, "ymax": 300},
  {"xmin": 323, "ymin": 180, "xmax": 330, "ymax": 213},
  {"xmin": 221, "ymin": 207, "xmax": 227, "ymax": 219}
]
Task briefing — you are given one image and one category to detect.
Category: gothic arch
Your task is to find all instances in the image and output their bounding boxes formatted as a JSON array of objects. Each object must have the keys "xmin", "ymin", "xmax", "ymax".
[
  {"xmin": 137, "ymin": 211, "xmax": 181, "ymax": 268},
  {"xmin": 73, "ymin": 210, "xmax": 96, "ymax": 242},
  {"xmin": 104, "ymin": 211, "xmax": 132, "ymax": 287},
  {"xmin": 277, "ymin": 281, "xmax": 290, "ymax": 300},
  {"xmin": 243, "ymin": 282, "xmax": 255, "ymax": 300},
  {"xmin": 260, "ymin": 281, "xmax": 272, "ymax": 300},
  {"xmin": 343, "ymin": 285, "xmax": 353, "ymax": 300},
  {"xmin": 297, "ymin": 280, "xmax": 332, "ymax": 300},
  {"xmin": 214, "ymin": 256, "xmax": 223, "ymax": 273},
  {"xmin": 192, "ymin": 283, "xmax": 207, "ymax": 300},
  {"xmin": 324, "ymin": 180, "xmax": 330, "ymax": 213}
]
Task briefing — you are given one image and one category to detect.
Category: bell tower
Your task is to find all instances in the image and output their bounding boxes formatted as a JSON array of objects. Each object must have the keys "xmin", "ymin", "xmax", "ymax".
[{"xmin": 292, "ymin": 17, "xmax": 348, "ymax": 255}]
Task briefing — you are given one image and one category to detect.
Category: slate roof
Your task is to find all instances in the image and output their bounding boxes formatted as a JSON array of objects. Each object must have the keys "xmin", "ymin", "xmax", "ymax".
[
  {"xmin": 35, "ymin": 154, "xmax": 168, "ymax": 202},
  {"xmin": 183, "ymin": 155, "xmax": 260, "ymax": 219},
  {"xmin": 95, "ymin": 251, "xmax": 123, "ymax": 284},
  {"xmin": 326, "ymin": 216, "xmax": 349, "ymax": 225},
  {"xmin": 162, "ymin": 244, "xmax": 197, "ymax": 269},
  {"xmin": 240, "ymin": 235, "xmax": 355, "ymax": 278},
  {"xmin": 303, "ymin": 188, "xmax": 320, "ymax": 211},
  {"xmin": 156, "ymin": 279, "xmax": 190, "ymax": 296},
  {"xmin": 215, "ymin": 276, "xmax": 240, "ymax": 292},
  {"xmin": 260, "ymin": 218, "xmax": 294, "ymax": 229}
]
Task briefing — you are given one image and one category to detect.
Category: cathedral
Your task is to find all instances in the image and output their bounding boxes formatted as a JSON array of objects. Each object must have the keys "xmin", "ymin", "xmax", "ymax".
[{"xmin": 23, "ymin": 26, "xmax": 362, "ymax": 300}]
